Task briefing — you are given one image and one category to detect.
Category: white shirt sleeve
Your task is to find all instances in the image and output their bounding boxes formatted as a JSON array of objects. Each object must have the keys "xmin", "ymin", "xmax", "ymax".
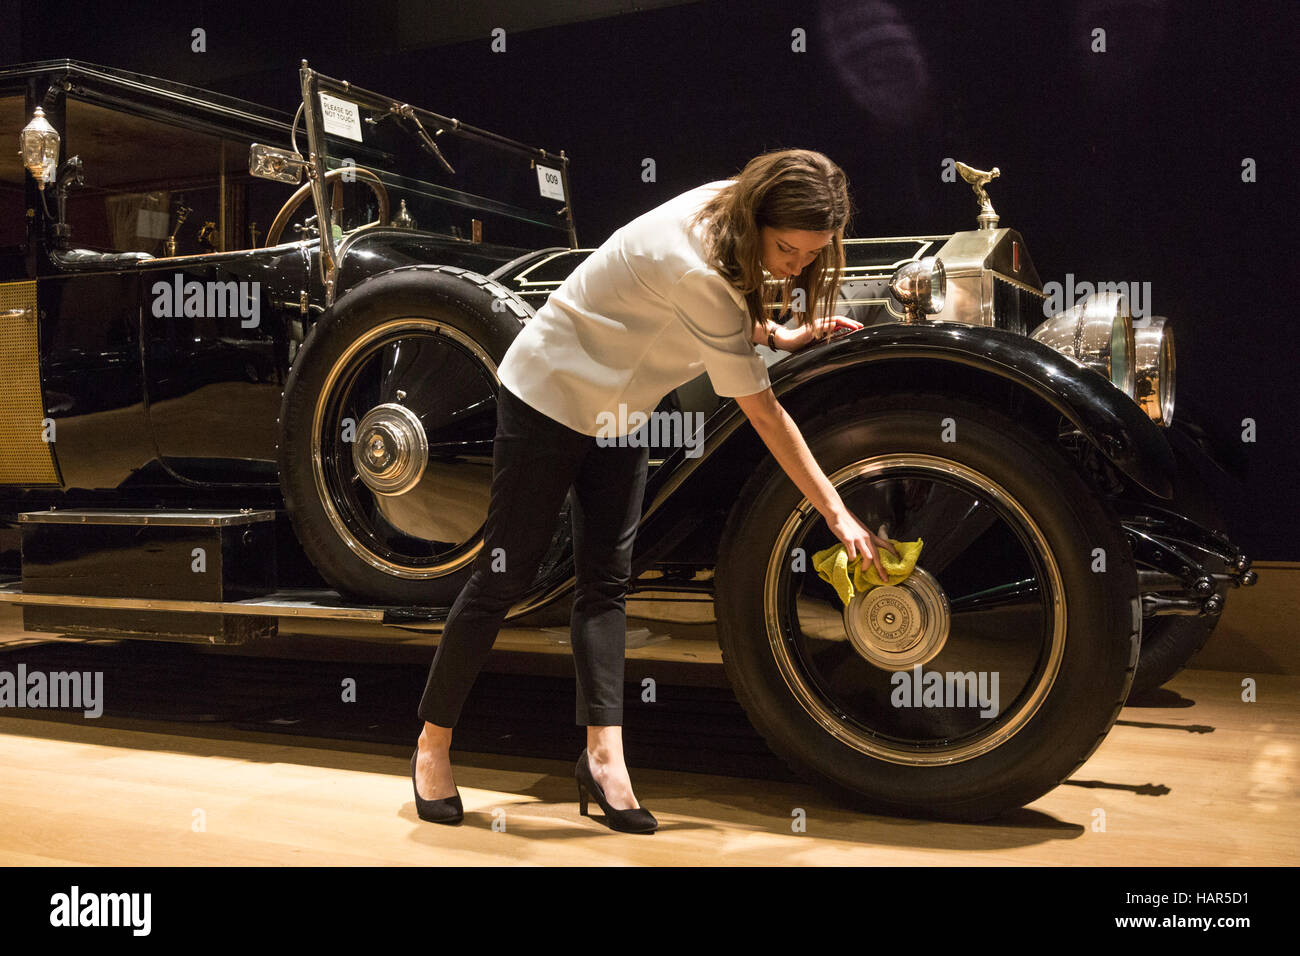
[{"xmin": 668, "ymin": 267, "xmax": 772, "ymax": 398}]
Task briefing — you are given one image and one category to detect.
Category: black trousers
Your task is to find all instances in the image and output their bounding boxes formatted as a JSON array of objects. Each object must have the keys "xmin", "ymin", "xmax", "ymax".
[{"xmin": 417, "ymin": 384, "xmax": 650, "ymax": 728}]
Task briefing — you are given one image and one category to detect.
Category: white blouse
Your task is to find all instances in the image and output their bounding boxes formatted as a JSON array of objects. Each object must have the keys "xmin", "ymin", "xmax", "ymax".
[{"xmin": 497, "ymin": 179, "xmax": 771, "ymax": 437}]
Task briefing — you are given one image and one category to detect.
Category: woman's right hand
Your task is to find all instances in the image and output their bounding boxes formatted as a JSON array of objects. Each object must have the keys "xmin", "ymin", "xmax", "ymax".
[
  {"xmin": 825, "ymin": 509, "xmax": 898, "ymax": 584},
  {"xmin": 730, "ymin": 387, "xmax": 899, "ymax": 584}
]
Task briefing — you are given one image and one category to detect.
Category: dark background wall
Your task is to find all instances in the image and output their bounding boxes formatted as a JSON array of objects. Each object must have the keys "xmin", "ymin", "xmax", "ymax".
[{"xmin": 4, "ymin": 0, "xmax": 1295, "ymax": 558}]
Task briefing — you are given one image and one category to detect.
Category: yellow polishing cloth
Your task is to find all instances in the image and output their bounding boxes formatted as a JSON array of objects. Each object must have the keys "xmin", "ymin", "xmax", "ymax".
[{"xmin": 812, "ymin": 538, "xmax": 924, "ymax": 608}]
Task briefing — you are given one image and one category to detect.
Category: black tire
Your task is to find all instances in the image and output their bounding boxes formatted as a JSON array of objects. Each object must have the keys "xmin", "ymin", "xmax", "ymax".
[
  {"xmin": 714, "ymin": 391, "xmax": 1141, "ymax": 821},
  {"xmin": 277, "ymin": 266, "xmax": 532, "ymax": 604},
  {"xmin": 1126, "ymin": 438, "xmax": 1230, "ymax": 698}
]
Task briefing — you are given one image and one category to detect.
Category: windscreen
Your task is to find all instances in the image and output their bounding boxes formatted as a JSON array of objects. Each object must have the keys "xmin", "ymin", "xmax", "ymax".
[{"xmin": 311, "ymin": 82, "xmax": 573, "ymax": 253}]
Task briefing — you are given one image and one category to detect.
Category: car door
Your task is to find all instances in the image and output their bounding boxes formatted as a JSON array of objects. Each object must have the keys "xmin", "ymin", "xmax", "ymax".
[
  {"xmin": 31, "ymin": 261, "xmax": 153, "ymax": 492},
  {"xmin": 139, "ymin": 243, "xmax": 308, "ymax": 485}
]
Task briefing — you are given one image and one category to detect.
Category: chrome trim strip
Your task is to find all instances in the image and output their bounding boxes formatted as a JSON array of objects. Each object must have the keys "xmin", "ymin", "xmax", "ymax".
[
  {"xmin": 48, "ymin": 241, "xmax": 311, "ymax": 270},
  {"xmin": 17, "ymin": 509, "xmax": 275, "ymax": 526}
]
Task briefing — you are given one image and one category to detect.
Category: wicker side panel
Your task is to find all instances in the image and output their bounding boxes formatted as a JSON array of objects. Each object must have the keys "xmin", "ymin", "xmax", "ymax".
[{"xmin": 0, "ymin": 280, "xmax": 59, "ymax": 485}]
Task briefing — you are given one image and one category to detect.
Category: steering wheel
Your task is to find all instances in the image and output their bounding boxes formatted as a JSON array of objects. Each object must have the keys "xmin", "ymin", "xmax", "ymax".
[{"xmin": 265, "ymin": 167, "xmax": 390, "ymax": 247}]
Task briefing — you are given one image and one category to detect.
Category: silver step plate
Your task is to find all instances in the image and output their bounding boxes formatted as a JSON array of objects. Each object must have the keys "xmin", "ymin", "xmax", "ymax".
[{"xmin": 17, "ymin": 508, "xmax": 276, "ymax": 526}]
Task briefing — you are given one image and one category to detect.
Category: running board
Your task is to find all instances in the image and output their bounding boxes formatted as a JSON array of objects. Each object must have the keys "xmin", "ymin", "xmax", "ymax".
[
  {"xmin": 4, "ymin": 507, "xmax": 452, "ymax": 644},
  {"xmin": 0, "ymin": 580, "xmax": 451, "ymax": 642},
  {"xmin": 2, "ymin": 506, "xmax": 707, "ymax": 644}
]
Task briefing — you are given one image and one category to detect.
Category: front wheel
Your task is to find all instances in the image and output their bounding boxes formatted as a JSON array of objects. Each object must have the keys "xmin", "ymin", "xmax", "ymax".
[{"xmin": 714, "ymin": 392, "xmax": 1141, "ymax": 820}]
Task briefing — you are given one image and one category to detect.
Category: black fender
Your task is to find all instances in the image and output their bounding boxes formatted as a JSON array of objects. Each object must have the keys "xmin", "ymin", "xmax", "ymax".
[
  {"xmin": 486, "ymin": 246, "xmax": 573, "ymax": 282},
  {"xmin": 625, "ymin": 321, "xmax": 1177, "ymax": 577},
  {"xmin": 307, "ymin": 262, "xmax": 535, "ymax": 349},
  {"xmin": 775, "ymin": 322, "xmax": 1175, "ymax": 497}
]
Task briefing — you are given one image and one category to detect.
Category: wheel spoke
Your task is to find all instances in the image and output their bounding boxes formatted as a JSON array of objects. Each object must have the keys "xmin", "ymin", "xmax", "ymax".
[{"xmin": 946, "ymin": 577, "xmax": 1041, "ymax": 612}]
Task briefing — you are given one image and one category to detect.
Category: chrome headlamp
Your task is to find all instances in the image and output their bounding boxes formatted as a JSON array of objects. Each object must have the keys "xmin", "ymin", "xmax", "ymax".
[
  {"xmin": 1134, "ymin": 316, "xmax": 1175, "ymax": 426},
  {"xmin": 1031, "ymin": 290, "xmax": 1135, "ymax": 397},
  {"xmin": 889, "ymin": 256, "xmax": 946, "ymax": 323}
]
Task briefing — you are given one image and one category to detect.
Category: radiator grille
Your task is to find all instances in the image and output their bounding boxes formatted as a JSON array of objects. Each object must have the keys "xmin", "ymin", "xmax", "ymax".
[
  {"xmin": 993, "ymin": 275, "xmax": 1048, "ymax": 337},
  {"xmin": 0, "ymin": 281, "xmax": 59, "ymax": 485}
]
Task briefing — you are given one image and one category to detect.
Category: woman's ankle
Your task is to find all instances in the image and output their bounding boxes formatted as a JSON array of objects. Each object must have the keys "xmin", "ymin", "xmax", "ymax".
[
  {"xmin": 419, "ymin": 722, "xmax": 453, "ymax": 752},
  {"xmin": 585, "ymin": 725, "xmax": 624, "ymax": 764}
]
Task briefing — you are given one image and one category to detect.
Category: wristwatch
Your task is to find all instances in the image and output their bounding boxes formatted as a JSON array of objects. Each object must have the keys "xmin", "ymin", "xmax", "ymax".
[{"xmin": 767, "ymin": 323, "xmax": 777, "ymax": 351}]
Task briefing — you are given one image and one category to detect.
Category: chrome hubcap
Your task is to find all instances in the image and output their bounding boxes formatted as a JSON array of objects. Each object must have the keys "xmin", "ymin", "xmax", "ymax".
[
  {"xmin": 844, "ymin": 566, "xmax": 950, "ymax": 670},
  {"xmin": 353, "ymin": 402, "xmax": 428, "ymax": 495}
]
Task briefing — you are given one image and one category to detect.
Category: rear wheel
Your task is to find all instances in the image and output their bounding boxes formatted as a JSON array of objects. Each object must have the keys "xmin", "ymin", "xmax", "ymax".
[
  {"xmin": 714, "ymin": 392, "xmax": 1141, "ymax": 820},
  {"xmin": 277, "ymin": 267, "xmax": 555, "ymax": 604}
]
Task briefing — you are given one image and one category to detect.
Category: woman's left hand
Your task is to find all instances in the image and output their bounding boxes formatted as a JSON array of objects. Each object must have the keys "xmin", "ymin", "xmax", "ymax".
[{"xmin": 776, "ymin": 314, "xmax": 864, "ymax": 351}]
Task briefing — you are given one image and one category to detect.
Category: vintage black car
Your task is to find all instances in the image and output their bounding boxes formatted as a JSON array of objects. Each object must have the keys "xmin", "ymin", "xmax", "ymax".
[{"xmin": 0, "ymin": 60, "xmax": 1257, "ymax": 821}]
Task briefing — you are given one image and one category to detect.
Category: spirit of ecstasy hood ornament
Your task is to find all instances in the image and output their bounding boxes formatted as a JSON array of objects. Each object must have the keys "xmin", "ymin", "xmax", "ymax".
[{"xmin": 954, "ymin": 161, "xmax": 1001, "ymax": 230}]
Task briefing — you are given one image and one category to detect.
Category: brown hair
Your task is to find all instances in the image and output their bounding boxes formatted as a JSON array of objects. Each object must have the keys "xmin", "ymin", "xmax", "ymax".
[{"xmin": 689, "ymin": 148, "xmax": 851, "ymax": 334}]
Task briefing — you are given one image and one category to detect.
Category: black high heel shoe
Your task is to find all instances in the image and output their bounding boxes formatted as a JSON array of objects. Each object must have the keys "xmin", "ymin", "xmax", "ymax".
[
  {"xmin": 411, "ymin": 749, "xmax": 464, "ymax": 824},
  {"xmin": 575, "ymin": 749, "xmax": 657, "ymax": 834}
]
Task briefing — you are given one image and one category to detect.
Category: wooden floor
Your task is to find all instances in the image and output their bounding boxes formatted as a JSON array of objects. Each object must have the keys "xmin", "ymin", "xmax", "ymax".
[{"xmin": 1, "ymin": 661, "xmax": 1296, "ymax": 866}]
